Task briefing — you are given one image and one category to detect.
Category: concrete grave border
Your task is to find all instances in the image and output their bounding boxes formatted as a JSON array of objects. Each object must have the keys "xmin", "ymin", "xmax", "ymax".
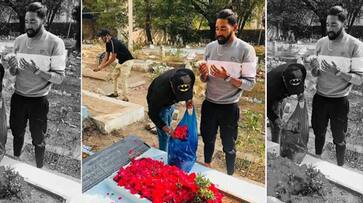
[
  {"xmin": 267, "ymin": 141, "xmax": 363, "ymax": 195},
  {"xmin": 82, "ymin": 90, "xmax": 144, "ymax": 134},
  {"xmin": 1, "ymin": 156, "xmax": 81, "ymax": 203}
]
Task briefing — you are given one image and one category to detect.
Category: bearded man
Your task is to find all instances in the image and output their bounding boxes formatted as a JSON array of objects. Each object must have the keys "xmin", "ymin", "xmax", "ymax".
[
  {"xmin": 7, "ymin": 2, "xmax": 66, "ymax": 168},
  {"xmin": 198, "ymin": 9, "xmax": 257, "ymax": 175},
  {"xmin": 310, "ymin": 6, "xmax": 363, "ymax": 166}
]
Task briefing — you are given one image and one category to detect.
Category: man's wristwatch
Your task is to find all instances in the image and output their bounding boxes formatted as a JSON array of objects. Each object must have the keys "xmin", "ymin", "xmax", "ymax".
[{"xmin": 224, "ymin": 75, "xmax": 232, "ymax": 82}]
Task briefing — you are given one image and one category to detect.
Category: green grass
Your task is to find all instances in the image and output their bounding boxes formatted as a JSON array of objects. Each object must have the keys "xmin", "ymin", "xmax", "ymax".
[{"xmin": 235, "ymin": 76, "xmax": 265, "ymax": 183}]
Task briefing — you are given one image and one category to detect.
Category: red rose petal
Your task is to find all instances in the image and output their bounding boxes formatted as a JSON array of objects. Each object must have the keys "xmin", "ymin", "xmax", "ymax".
[{"xmin": 113, "ymin": 158, "xmax": 223, "ymax": 202}]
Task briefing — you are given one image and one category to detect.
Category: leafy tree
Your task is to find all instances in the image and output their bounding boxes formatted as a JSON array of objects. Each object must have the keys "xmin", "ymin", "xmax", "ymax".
[
  {"xmin": 153, "ymin": 0, "xmax": 197, "ymax": 45},
  {"xmin": 189, "ymin": 0, "xmax": 263, "ymax": 40},
  {"xmin": 108, "ymin": 0, "xmax": 264, "ymax": 44},
  {"xmin": 0, "ymin": 5, "xmax": 16, "ymax": 33},
  {"xmin": 0, "ymin": 0, "xmax": 72, "ymax": 33},
  {"xmin": 44, "ymin": 0, "xmax": 70, "ymax": 29},
  {"xmin": 189, "ymin": 0, "xmax": 230, "ymax": 40},
  {"xmin": 72, "ymin": 5, "xmax": 80, "ymax": 50},
  {"xmin": 83, "ymin": 0, "xmax": 127, "ymax": 39},
  {"xmin": 301, "ymin": 0, "xmax": 363, "ymax": 35},
  {"xmin": 268, "ymin": 0, "xmax": 314, "ymax": 39},
  {"xmin": 231, "ymin": 0, "xmax": 265, "ymax": 38},
  {"xmin": 135, "ymin": 0, "xmax": 198, "ymax": 45},
  {"xmin": 301, "ymin": 0, "xmax": 341, "ymax": 35},
  {"xmin": 0, "ymin": 0, "xmax": 32, "ymax": 33},
  {"xmin": 339, "ymin": 0, "xmax": 363, "ymax": 33},
  {"xmin": 134, "ymin": 0, "xmax": 153, "ymax": 44}
]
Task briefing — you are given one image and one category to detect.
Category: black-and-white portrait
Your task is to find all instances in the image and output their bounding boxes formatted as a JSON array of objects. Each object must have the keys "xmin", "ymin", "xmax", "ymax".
[
  {"xmin": 0, "ymin": 1, "xmax": 81, "ymax": 202},
  {"xmin": 267, "ymin": 0, "xmax": 363, "ymax": 202}
]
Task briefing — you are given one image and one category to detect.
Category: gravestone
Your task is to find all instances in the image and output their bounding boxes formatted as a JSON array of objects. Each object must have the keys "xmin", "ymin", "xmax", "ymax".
[{"xmin": 82, "ymin": 136, "xmax": 150, "ymax": 192}]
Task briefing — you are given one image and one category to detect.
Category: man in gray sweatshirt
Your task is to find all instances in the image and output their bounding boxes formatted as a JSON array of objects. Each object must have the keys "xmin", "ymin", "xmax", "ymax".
[
  {"xmin": 7, "ymin": 2, "xmax": 66, "ymax": 168},
  {"xmin": 198, "ymin": 9, "xmax": 256, "ymax": 175},
  {"xmin": 310, "ymin": 6, "xmax": 363, "ymax": 166}
]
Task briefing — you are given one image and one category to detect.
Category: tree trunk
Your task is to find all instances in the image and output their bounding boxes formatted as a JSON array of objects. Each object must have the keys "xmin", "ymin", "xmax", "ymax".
[
  {"xmin": 75, "ymin": 21, "xmax": 80, "ymax": 51},
  {"xmin": 319, "ymin": 18, "xmax": 326, "ymax": 37},
  {"xmin": 144, "ymin": 0, "xmax": 153, "ymax": 44},
  {"xmin": 48, "ymin": 2, "xmax": 62, "ymax": 30},
  {"xmin": 190, "ymin": 0, "xmax": 216, "ymax": 41},
  {"xmin": 347, "ymin": 9, "xmax": 360, "ymax": 34},
  {"xmin": 163, "ymin": 28, "xmax": 167, "ymax": 45},
  {"xmin": 257, "ymin": 27, "xmax": 263, "ymax": 45},
  {"xmin": 208, "ymin": 20, "xmax": 215, "ymax": 41},
  {"xmin": 145, "ymin": 21, "xmax": 153, "ymax": 45},
  {"xmin": 48, "ymin": 10, "xmax": 57, "ymax": 29},
  {"xmin": 18, "ymin": 13, "xmax": 25, "ymax": 33},
  {"xmin": 237, "ymin": 12, "xmax": 250, "ymax": 38},
  {"xmin": 238, "ymin": 19, "xmax": 248, "ymax": 38}
]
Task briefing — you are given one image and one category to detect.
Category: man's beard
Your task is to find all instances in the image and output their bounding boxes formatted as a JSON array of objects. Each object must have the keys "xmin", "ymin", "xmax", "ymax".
[
  {"xmin": 26, "ymin": 26, "xmax": 41, "ymax": 38},
  {"xmin": 217, "ymin": 32, "xmax": 232, "ymax": 45},
  {"xmin": 327, "ymin": 27, "xmax": 343, "ymax": 40}
]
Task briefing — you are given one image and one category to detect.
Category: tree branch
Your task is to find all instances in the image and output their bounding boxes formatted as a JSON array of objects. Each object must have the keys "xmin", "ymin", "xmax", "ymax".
[{"xmin": 190, "ymin": 0, "xmax": 208, "ymax": 20}]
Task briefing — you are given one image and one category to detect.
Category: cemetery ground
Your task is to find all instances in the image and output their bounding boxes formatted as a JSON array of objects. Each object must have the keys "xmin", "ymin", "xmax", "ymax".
[
  {"xmin": 82, "ymin": 43, "xmax": 266, "ymax": 189},
  {"xmin": 266, "ymin": 40, "xmax": 363, "ymax": 202}
]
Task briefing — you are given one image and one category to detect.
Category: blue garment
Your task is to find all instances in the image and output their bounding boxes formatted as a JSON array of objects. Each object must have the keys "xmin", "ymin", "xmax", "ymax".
[
  {"xmin": 168, "ymin": 108, "xmax": 198, "ymax": 172},
  {"xmin": 156, "ymin": 105, "xmax": 175, "ymax": 151}
]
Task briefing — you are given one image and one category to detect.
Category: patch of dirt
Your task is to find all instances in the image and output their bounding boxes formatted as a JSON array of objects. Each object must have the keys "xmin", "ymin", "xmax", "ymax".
[
  {"xmin": 267, "ymin": 153, "xmax": 363, "ymax": 203},
  {"xmin": 28, "ymin": 185, "xmax": 64, "ymax": 203},
  {"xmin": 221, "ymin": 193, "xmax": 247, "ymax": 203},
  {"xmin": 21, "ymin": 144, "xmax": 81, "ymax": 179},
  {"xmin": 82, "ymin": 125, "xmax": 128, "ymax": 152},
  {"xmin": 46, "ymin": 52, "xmax": 81, "ymax": 157},
  {"xmin": 323, "ymin": 143, "xmax": 363, "ymax": 172}
]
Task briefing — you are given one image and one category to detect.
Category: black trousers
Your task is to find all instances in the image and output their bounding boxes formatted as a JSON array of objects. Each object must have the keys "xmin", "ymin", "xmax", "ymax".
[
  {"xmin": 10, "ymin": 93, "xmax": 49, "ymax": 168},
  {"xmin": 200, "ymin": 100, "xmax": 240, "ymax": 175},
  {"xmin": 312, "ymin": 93, "xmax": 349, "ymax": 166}
]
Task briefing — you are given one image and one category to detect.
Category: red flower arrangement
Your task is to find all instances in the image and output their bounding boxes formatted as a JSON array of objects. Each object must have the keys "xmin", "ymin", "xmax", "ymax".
[
  {"xmin": 113, "ymin": 158, "xmax": 223, "ymax": 203},
  {"xmin": 173, "ymin": 125, "xmax": 188, "ymax": 140}
]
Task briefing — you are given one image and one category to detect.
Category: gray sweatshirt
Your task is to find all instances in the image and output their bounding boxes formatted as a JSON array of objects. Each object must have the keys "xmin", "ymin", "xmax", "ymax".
[
  {"xmin": 314, "ymin": 33, "xmax": 363, "ymax": 97},
  {"xmin": 13, "ymin": 30, "xmax": 66, "ymax": 97},
  {"xmin": 203, "ymin": 38, "xmax": 256, "ymax": 104}
]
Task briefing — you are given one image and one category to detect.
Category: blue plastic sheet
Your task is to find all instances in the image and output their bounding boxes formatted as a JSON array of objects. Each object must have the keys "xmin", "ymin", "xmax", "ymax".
[
  {"xmin": 280, "ymin": 98, "xmax": 309, "ymax": 164},
  {"xmin": 167, "ymin": 108, "xmax": 198, "ymax": 172}
]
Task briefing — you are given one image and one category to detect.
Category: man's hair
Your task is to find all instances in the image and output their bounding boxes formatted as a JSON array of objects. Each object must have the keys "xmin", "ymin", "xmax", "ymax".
[
  {"xmin": 96, "ymin": 29, "xmax": 112, "ymax": 37},
  {"xmin": 216, "ymin": 9, "xmax": 237, "ymax": 26},
  {"xmin": 26, "ymin": 2, "xmax": 47, "ymax": 19},
  {"xmin": 328, "ymin": 6, "xmax": 347, "ymax": 22}
]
